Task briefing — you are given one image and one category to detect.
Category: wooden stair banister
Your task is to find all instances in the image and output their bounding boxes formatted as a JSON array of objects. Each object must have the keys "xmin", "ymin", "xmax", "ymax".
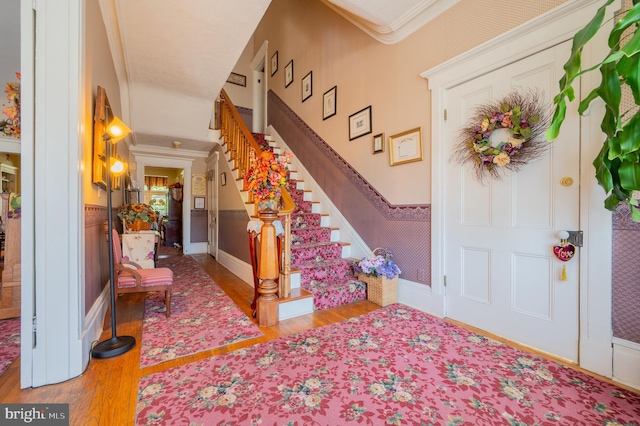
[{"xmin": 219, "ymin": 89, "xmax": 295, "ymax": 323}]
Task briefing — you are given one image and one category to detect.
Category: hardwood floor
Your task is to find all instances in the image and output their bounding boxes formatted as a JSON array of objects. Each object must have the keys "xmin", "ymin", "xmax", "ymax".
[
  {"xmin": 0, "ymin": 253, "xmax": 636, "ymax": 425},
  {"xmin": 0, "ymin": 254, "xmax": 380, "ymax": 425}
]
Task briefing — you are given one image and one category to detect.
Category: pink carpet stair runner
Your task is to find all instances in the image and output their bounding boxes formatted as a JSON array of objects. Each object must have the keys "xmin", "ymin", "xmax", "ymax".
[{"xmin": 287, "ymin": 179, "xmax": 367, "ymax": 311}]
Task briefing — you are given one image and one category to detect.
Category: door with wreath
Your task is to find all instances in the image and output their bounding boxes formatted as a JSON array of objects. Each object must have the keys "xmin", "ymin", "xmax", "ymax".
[{"xmin": 443, "ymin": 41, "xmax": 580, "ymax": 362}]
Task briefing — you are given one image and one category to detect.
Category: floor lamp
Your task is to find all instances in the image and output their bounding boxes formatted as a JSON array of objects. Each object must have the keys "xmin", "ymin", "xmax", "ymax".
[{"xmin": 91, "ymin": 115, "xmax": 136, "ymax": 359}]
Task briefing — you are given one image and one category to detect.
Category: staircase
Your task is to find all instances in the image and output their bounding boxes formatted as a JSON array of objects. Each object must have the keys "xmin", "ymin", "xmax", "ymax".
[
  {"xmin": 249, "ymin": 134, "xmax": 367, "ymax": 315},
  {"xmin": 216, "ymin": 89, "xmax": 369, "ymax": 321},
  {"xmin": 286, "ymin": 177, "xmax": 367, "ymax": 311}
]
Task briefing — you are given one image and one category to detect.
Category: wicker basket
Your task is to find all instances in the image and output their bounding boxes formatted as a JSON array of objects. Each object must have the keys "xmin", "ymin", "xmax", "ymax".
[{"xmin": 357, "ymin": 272, "xmax": 398, "ymax": 307}]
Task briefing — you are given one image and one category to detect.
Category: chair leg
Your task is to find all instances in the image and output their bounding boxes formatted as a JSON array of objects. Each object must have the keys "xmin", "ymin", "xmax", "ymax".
[{"xmin": 165, "ymin": 290, "xmax": 171, "ymax": 318}]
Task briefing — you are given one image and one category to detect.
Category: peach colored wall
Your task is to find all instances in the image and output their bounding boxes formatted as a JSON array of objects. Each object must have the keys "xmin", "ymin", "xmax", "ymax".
[{"xmin": 253, "ymin": 0, "xmax": 567, "ymax": 205}]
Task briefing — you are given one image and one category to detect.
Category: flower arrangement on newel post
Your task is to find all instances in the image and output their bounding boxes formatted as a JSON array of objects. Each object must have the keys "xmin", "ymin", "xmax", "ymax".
[
  {"xmin": 244, "ymin": 149, "xmax": 292, "ymax": 211},
  {"xmin": 0, "ymin": 72, "xmax": 21, "ymax": 138}
]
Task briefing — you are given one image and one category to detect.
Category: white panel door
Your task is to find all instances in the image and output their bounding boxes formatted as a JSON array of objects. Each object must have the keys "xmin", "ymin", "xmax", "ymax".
[{"xmin": 444, "ymin": 41, "xmax": 580, "ymax": 361}]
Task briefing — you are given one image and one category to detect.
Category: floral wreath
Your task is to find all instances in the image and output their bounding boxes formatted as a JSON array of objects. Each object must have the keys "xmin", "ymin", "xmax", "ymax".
[{"xmin": 453, "ymin": 91, "xmax": 551, "ymax": 181}]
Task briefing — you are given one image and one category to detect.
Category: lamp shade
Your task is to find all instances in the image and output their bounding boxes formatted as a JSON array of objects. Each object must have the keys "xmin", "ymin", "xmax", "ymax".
[
  {"xmin": 110, "ymin": 158, "xmax": 126, "ymax": 175},
  {"xmin": 105, "ymin": 116, "xmax": 132, "ymax": 141}
]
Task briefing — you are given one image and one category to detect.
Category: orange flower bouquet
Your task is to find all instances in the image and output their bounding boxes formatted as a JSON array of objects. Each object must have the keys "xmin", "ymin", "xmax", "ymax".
[
  {"xmin": 244, "ymin": 150, "xmax": 292, "ymax": 202},
  {"xmin": 0, "ymin": 72, "xmax": 21, "ymax": 138}
]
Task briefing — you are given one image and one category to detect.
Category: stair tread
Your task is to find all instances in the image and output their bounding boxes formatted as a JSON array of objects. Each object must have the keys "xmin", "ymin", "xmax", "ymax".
[{"xmin": 279, "ymin": 288, "xmax": 313, "ymax": 303}]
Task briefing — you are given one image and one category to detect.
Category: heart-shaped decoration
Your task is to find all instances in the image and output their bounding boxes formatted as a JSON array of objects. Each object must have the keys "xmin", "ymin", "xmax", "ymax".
[{"xmin": 553, "ymin": 243, "xmax": 576, "ymax": 262}]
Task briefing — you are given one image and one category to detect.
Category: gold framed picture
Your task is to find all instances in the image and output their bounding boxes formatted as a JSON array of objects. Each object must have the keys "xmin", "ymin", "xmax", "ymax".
[{"xmin": 389, "ymin": 127, "xmax": 423, "ymax": 166}]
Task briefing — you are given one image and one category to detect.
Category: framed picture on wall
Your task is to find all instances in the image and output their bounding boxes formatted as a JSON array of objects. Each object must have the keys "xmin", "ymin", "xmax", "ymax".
[
  {"xmin": 389, "ymin": 127, "xmax": 423, "ymax": 166},
  {"xmin": 227, "ymin": 72, "xmax": 246, "ymax": 87},
  {"xmin": 271, "ymin": 51, "xmax": 278, "ymax": 76},
  {"xmin": 373, "ymin": 133, "xmax": 384, "ymax": 154},
  {"xmin": 323, "ymin": 86, "xmax": 337, "ymax": 120},
  {"xmin": 285, "ymin": 60, "xmax": 294, "ymax": 88},
  {"xmin": 348, "ymin": 105, "xmax": 372, "ymax": 141},
  {"xmin": 194, "ymin": 196, "xmax": 205, "ymax": 209},
  {"xmin": 302, "ymin": 71, "xmax": 312, "ymax": 102}
]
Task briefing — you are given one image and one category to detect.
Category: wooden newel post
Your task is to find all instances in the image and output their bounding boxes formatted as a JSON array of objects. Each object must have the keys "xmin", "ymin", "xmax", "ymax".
[{"xmin": 257, "ymin": 209, "xmax": 279, "ymax": 326}]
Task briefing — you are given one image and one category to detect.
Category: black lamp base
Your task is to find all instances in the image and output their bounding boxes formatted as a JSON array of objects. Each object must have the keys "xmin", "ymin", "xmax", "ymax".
[{"xmin": 91, "ymin": 335, "xmax": 136, "ymax": 359}]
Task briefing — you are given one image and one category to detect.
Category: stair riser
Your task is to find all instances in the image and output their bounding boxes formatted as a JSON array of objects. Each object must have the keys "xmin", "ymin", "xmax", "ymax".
[
  {"xmin": 302, "ymin": 280, "xmax": 367, "ymax": 311},
  {"xmin": 297, "ymin": 262, "xmax": 355, "ymax": 284},
  {"xmin": 291, "ymin": 243, "xmax": 344, "ymax": 264},
  {"xmin": 291, "ymin": 228, "xmax": 332, "ymax": 245},
  {"xmin": 291, "ymin": 213, "xmax": 322, "ymax": 228}
]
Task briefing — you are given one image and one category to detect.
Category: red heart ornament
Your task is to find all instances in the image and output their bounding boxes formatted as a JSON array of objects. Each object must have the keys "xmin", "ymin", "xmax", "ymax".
[{"xmin": 553, "ymin": 244, "xmax": 576, "ymax": 262}]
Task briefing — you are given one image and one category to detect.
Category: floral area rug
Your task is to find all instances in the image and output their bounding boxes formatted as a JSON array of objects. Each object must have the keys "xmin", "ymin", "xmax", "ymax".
[
  {"xmin": 0, "ymin": 317, "xmax": 20, "ymax": 376},
  {"xmin": 140, "ymin": 256, "xmax": 263, "ymax": 368},
  {"xmin": 136, "ymin": 304, "xmax": 640, "ymax": 425}
]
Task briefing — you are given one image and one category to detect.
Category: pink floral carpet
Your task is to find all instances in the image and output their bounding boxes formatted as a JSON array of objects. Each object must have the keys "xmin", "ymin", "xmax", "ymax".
[
  {"xmin": 0, "ymin": 317, "xmax": 20, "ymax": 376},
  {"xmin": 140, "ymin": 256, "xmax": 263, "ymax": 367},
  {"xmin": 288, "ymin": 179, "xmax": 367, "ymax": 311},
  {"xmin": 136, "ymin": 304, "xmax": 640, "ymax": 425}
]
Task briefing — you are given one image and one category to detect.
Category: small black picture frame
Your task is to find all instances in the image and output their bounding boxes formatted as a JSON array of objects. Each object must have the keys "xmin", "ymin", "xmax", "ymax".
[
  {"xmin": 271, "ymin": 51, "xmax": 278, "ymax": 76},
  {"xmin": 323, "ymin": 86, "xmax": 337, "ymax": 120},
  {"xmin": 348, "ymin": 105, "xmax": 372, "ymax": 141},
  {"xmin": 285, "ymin": 60, "xmax": 294, "ymax": 88},
  {"xmin": 302, "ymin": 71, "xmax": 312, "ymax": 102}
]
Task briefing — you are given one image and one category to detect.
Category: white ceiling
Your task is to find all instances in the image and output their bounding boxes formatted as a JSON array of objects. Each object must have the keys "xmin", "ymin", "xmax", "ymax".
[{"xmin": 104, "ymin": 0, "xmax": 457, "ymax": 153}]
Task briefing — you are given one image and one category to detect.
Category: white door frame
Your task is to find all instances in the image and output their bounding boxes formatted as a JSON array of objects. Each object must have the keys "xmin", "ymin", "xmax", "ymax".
[
  {"xmin": 207, "ymin": 151, "xmax": 219, "ymax": 257},
  {"xmin": 251, "ymin": 40, "xmax": 268, "ymax": 133},
  {"xmin": 422, "ymin": 0, "xmax": 618, "ymax": 377}
]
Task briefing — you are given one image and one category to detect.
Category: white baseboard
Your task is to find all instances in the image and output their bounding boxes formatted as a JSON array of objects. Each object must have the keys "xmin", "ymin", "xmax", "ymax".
[
  {"xmin": 613, "ymin": 338, "xmax": 640, "ymax": 390},
  {"xmin": 279, "ymin": 298, "xmax": 314, "ymax": 321},
  {"xmin": 216, "ymin": 250, "xmax": 253, "ymax": 286},
  {"xmin": 81, "ymin": 284, "xmax": 110, "ymax": 367},
  {"xmin": 398, "ymin": 279, "xmax": 436, "ymax": 316}
]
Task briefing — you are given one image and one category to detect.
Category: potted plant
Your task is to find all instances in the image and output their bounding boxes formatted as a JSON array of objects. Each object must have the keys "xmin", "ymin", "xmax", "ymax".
[
  {"xmin": 353, "ymin": 248, "xmax": 401, "ymax": 306},
  {"xmin": 547, "ymin": 0, "xmax": 640, "ymax": 221},
  {"xmin": 117, "ymin": 203, "xmax": 157, "ymax": 231}
]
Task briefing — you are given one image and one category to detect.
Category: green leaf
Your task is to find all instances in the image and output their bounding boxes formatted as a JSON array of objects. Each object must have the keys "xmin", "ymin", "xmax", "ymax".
[
  {"xmin": 545, "ymin": 99, "xmax": 566, "ymax": 141},
  {"xmin": 528, "ymin": 115, "xmax": 539, "ymax": 125},
  {"xmin": 600, "ymin": 108, "xmax": 618, "ymax": 139},
  {"xmin": 604, "ymin": 193, "xmax": 621, "ymax": 210},
  {"xmin": 622, "ymin": 28, "xmax": 640, "ymax": 57},
  {"xmin": 617, "ymin": 53, "xmax": 640, "ymax": 104},
  {"xmin": 608, "ymin": 136, "xmax": 622, "ymax": 160},
  {"xmin": 594, "ymin": 142, "xmax": 614, "ymax": 193},
  {"xmin": 562, "ymin": 0, "xmax": 614, "ymax": 88},
  {"xmin": 578, "ymin": 88, "xmax": 601, "ymax": 115},
  {"xmin": 618, "ymin": 112, "xmax": 640, "ymax": 152},
  {"xmin": 520, "ymin": 127, "xmax": 532, "ymax": 138},
  {"xmin": 610, "ymin": 2, "xmax": 640, "ymax": 47},
  {"xmin": 618, "ymin": 161, "xmax": 640, "ymax": 190},
  {"xmin": 631, "ymin": 205, "xmax": 640, "ymax": 222},
  {"xmin": 500, "ymin": 102, "xmax": 509, "ymax": 113},
  {"xmin": 597, "ymin": 62, "xmax": 621, "ymax": 121}
]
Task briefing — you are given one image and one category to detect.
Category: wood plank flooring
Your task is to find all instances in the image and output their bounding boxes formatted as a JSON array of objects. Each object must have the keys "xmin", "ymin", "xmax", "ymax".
[{"xmin": 0, "ymin": 253, "xmax": 636, "ymax": 425}]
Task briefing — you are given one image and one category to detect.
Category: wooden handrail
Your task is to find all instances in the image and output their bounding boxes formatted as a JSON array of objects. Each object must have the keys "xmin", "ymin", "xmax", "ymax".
[{"xmin": 218, "ymin": 89, "xmax": 295, "ymax": 308}]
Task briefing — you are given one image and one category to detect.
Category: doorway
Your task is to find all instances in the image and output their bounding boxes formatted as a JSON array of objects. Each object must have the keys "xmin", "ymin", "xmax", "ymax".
[{"xmin": 443, "ymin": 43, "xmax": 580, "ymax": 361}]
